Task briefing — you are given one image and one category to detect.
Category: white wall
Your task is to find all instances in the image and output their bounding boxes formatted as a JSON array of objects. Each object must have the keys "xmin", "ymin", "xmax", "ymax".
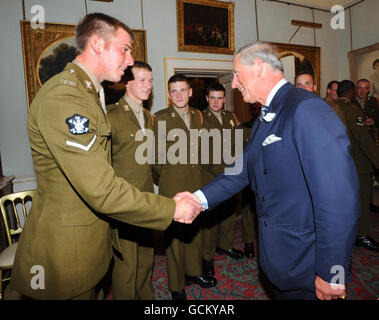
[{"xmin": 0, "ymin": 0, "xmax": 377, "ymax": 191}]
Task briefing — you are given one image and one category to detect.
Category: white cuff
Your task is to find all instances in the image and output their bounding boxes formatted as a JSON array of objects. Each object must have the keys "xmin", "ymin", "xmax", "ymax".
[{"xmin": 193, "ymin": 190, "xmax": 208, "ymax": 211}]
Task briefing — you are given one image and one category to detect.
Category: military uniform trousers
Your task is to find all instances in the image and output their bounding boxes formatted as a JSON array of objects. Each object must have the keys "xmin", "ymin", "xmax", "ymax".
[
  {"xmin": 202, "ymin": 196, "xmax": 237, "ymax": 260},
  {"xmin": 112, "ymin": 226, "xmax": 155, "ymax": 300},
  {"xmin": 165, "ymin": 217, "xmax": 203, "ymax": 292}
]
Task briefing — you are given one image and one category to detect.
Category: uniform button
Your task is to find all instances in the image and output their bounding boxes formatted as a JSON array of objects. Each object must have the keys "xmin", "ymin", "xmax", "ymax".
[
  {"xmin": 262, "ymin": 196, "xmax": 265, "ymax": 202},
  {"xmin": 263, "ymin": 169, "xmax": 268, "ymax": 175},
  {"xmin": 264, "ymin": 221, "xmax": 267, "ymax": 227}
]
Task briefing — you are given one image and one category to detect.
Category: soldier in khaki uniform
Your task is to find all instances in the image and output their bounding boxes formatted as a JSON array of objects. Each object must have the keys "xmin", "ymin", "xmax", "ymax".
[
  {"xmin": 335, "ymin": 80, "xmax": 379, "ymax": 252},
  {"xmin": 354, "ymin": 79, "xmax": 379, "ymax": 141},
  {"xmin": 153, "ymin": 74, "xmax": 217, "ymax": 300},
  {"xmin": 200, "ymin": 83, "xmax": 244, "ymax": 277},
  {"xmin": 9, "ymin": 13, "xmax": 201, "ymax": 300},
  {"xmin": 106, "ymin": 61, "xmax": 156, "ymax": 299}
]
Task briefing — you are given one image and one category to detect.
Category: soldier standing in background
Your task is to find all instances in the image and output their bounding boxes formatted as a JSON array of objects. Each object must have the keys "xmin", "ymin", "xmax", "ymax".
[
  {"xmin": 201, "ymin": 83, "xmax": 244, "ymax": 278},
  {"xmin": 153, "ymin": 74, "xmax": 217, "ymax": 300},
  {"xmin": 106, "ymin": 61, "xmax": 157, "ymax": 299}
]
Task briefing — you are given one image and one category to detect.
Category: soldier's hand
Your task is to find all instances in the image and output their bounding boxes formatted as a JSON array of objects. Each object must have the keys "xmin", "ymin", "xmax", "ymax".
[{"xmin": 173, "ymin": 192, "xmax": 202, "ymax": 224}]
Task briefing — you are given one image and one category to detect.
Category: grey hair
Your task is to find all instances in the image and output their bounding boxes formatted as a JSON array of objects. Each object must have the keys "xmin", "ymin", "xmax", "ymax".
[{"xmin": 235, "ymin": 42, "xmax": 284, "ymax": 72}]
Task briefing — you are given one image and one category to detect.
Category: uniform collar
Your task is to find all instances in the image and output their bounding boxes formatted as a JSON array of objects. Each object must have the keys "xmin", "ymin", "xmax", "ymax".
[
  {"xmin": 72, "ymin": 59, "xmax": 103, "ymax": 94},
  {"xmin": 124, "ymin": 95, "xmax": 143, "ymax": 113}
]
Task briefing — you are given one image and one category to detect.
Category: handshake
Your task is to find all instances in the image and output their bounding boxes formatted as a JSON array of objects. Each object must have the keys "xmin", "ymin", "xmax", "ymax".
[{"xmin": 173, "ymin": 191, "xmax": 203, "ymax": 224}]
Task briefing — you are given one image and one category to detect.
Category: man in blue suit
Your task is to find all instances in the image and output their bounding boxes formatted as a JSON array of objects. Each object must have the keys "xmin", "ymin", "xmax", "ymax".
[{"xmin": 190, "ymin": 42, "xmax": 360, "ymax": 300}]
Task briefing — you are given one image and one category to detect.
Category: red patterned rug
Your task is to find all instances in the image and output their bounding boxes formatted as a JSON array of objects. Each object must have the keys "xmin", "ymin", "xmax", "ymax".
[{"xmin": 152, "ymin": 212, "xmax": 379, "ymax": 300}]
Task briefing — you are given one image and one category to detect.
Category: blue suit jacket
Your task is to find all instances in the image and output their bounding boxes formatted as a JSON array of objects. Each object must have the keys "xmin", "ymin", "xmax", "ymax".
[{"xmin": 201, "ymin": 82, "xmax": 360, "ymax": 291}]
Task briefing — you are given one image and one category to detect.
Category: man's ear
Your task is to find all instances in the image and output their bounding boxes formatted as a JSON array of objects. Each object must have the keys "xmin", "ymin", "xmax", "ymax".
[
  {"xmin": 89, "ymin": 34, "xmax": 105, "ymax": 55},
  {"xmin": 189, "ymin": 88, "xmax": 193, "ymax": 97},
  {"xmin": 255, "ymin": 59, "xmax": 263, "ymax": 76}
]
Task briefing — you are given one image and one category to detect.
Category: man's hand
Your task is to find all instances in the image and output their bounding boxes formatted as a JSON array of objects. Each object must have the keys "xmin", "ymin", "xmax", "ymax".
[
  {"xmin": 315, "ymin": 275, "xmax": 346, "ymax": 300},
  {"xmin": 173, "ymin": 192, "xmax": 202, "ymax": 224}
]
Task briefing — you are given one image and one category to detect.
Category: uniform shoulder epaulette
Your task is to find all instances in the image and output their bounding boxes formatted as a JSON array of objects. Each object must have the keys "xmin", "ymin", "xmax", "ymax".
[
  {"xmin": 106, "ymin": 102, "xmax": 120, "ymax": 113},
  {"xmin": 153, "ymin": 108, "xmax": 169, "ymax": 118}
]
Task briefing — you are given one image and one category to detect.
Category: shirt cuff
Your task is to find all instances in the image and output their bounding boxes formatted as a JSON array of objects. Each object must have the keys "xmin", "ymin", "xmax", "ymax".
[{"xmin": 193, "ymin": 190, "xmax": 208, "ymax": 211}]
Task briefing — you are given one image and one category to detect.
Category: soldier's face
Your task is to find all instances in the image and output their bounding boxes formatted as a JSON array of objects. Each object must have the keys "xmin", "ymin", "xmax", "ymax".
[
  {"xmin": 356, "ymin": 81, "xmax": 370, "ymax": 99},
  {"xmin": 295, "ymin": 74, "xmax": 316, "ymax": 93},
  {"xmin": 168, "ymin": 81, "xmax": 192, "ymax": 109},
  {"xmin": 102, "ymin": 28, "xmax": 134, "ymax": 82},
  {"xmin": 126, "ymin": 68, "xmax": 153, "ymax": 104},
  {"xmin": 327, "ymin": 82, "xmax": 338, "ymax": 100},
  {"xmin": 206, "ymin": 90, "xmax": 225, "ymax": 113}
]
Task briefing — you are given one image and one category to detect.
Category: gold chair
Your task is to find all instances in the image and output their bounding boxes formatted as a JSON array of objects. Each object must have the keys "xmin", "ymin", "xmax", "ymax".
[{"xmin": 0, "ymin": 190, "xmax": 34, "ymax": 299}]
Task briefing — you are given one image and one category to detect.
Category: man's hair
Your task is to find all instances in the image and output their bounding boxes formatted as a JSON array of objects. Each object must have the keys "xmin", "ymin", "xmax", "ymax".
[
  {"xmin": 235, "ymin": 42, "xmax": 284, "ymax": 72},
  {"xmin": 75, "ymin": 13, "xmax": 133, "ymax": 54},
  {"xmin": 373, "ymin": 59, "xmax": 379, "ymax": 69},
  {"xmin": 356, "ymin": 78, "xmax": 370, "ymax": 85},
  {"xmin": 168, "ymin": 73, "xmax": 190, "ymax": 87},
  {"xmin": 337, "ymin": 80, "xmax": 355, "ymax": 98},
  {"xmin": 206, "ymin": 82, "xmax": 225, "ymax": 96},
  {"xmin": 294, "ymin": 70, "xmax": 315, "ymax": 83},
  {"xmin": 327, "ymin": 80, "xmax": 339, "ymax": 89},
  {"xmin": 121, "ymin": 61, "xmax": 152, "ymax": 84}
]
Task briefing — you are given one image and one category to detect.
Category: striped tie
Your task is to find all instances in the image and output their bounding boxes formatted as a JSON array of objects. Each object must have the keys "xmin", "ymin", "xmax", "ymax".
[{"xmin": 259, "ymin": 106, "xmax": 268, "ymax": 122}]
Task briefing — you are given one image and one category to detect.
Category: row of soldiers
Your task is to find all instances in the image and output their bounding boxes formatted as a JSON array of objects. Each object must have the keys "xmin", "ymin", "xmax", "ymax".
[{"xmin": 106, "ymin": 62, "xmax": 256, "ymax": 300}]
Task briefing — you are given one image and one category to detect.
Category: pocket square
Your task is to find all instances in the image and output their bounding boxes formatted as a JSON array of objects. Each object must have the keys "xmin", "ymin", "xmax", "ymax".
[
  {"xmin": 263, "ymin": 112, "xmax": 276, "ymax": 122},
  {"xmin": 262, "ymin": 134, "xmax": 282, "ymax": 146}
]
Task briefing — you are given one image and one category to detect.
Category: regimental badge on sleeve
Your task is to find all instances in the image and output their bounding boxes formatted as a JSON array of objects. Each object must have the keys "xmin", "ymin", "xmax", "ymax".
[{"xmin": 66, "ymin": 114, "xmax": 90, "ymax": 134}]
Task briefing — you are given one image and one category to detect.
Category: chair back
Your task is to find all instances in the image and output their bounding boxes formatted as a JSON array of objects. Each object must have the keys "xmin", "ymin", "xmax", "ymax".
[{"xmin": 0, "ymin": 190, "xmax": 34, "ymax": 246}]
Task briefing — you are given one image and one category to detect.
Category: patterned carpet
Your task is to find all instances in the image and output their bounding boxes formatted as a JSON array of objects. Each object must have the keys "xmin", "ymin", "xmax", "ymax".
[{"xmin": 152, "ymin": 211, "xmax": 379, "ymax": 300}]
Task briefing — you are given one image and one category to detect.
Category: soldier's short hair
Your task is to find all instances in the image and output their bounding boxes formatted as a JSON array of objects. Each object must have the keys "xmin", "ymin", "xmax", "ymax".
[
  {"xmin": 206, "ymin": 82, "xmax": 225, "ymax": 96},
  {"xmin": 327, "ymin": 80, "xmax": 339, "ymax": 89},
  {"xmin": 168, "ymin": 73, "xmax": 190, "ymax": 87},
  {"xmin": 121, "ymin": 61, "xmax": 152, "ymax": 85},
  {"xmin": 75, "ymin": 13, "xmax": 133, "ymax": 54},
  {"xmin": 294, "ymin": 70, "xmax": 315, "ymax": 84},
  {"xmin": 337, "ymin": 80, "xmax": 355, "ymax": 98}
]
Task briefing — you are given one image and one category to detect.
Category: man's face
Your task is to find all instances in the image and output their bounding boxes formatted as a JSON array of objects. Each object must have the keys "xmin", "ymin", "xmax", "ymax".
[
  {"xmin": 168, "ymin": 81, "xmax": 192, "ymax": 109},
  {"xmin": 126, "ymin": 67, "xmax": 153, "ymax": 104},
  {"xmin": 295, "ymin": 74, "xmax": 316, "ymax": 93},
  {"xmin": 206, "ymin": 90, "xmax": 225, "ymax": 113},
  {"xmin": 232, "ymin": 55, "xmax": 257, "ymax": 104},
  {"xmin": 101, "ymin": 28, "xmax": 134, "ymax": 82},
  {"xmin": 327, "ymin": 82, "xmax": 338, "ymax": 100},
  {"xmin": 356, "ymin": 81, "xmax": 370, "ymax": 99}
]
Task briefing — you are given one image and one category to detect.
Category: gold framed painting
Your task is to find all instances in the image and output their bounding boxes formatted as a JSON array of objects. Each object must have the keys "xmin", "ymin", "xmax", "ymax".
[
  {"xmin": 20, "ymin": 20, "xmax": 147, "ymax": 109},
  {"xmin": 270, "ymin": 42, "xmax": 321, "ymax": 96},
  {"xmin": 177, "ymin": 0, "xmax": 235, "ymax": 55}
]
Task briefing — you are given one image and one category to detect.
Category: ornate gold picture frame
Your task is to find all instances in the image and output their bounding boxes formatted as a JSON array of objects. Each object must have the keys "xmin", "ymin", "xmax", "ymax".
[
  {"xmin": 177, "ymin": 0, "xmax": 235, "ymax": 55},
  {"xmin": 20, "ymin": 20, "xmax": 147, "ymax": 109},
  {"xmin": 270, "ymin": 42, "xmax": 321, "ymax": 96}
]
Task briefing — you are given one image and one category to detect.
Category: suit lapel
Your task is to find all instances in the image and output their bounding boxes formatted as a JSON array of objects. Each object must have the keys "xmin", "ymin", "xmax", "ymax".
[{"xmin": 249, "ymin": 82, "xmax": 293, "ymax": 164}]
